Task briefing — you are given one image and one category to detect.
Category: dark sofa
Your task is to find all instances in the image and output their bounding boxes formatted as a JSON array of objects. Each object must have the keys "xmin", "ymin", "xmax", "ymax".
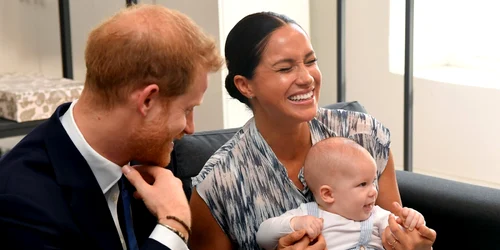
[{"xmin": 167, "ymin": 102, "xmax": 500, "ymax": 249}]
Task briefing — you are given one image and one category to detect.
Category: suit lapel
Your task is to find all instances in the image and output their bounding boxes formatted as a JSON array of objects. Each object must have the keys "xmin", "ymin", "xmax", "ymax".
[
  {"xmin": 44, "ymin": 103, "xmax": 123, "ymax": 250},
  {"xmin": 68, "ymin": 188, "xmax": 122, "ymax": 250}
]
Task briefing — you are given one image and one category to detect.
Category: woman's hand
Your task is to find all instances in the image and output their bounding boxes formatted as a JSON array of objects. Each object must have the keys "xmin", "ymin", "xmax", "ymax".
[
  {"xmin": 395, "ymin": 204, "xmax": 426, "ymax": 231},
  {"xmin": 382, "ymin": 203, "xmax": 436, "ymax": 250},
  {"xmin": 290, "ymin": 216, "xmax": 324, "ymax": 240},
  {"xmin": 277, "ymin": 230, "xmax": 327, "ymax": 250}
]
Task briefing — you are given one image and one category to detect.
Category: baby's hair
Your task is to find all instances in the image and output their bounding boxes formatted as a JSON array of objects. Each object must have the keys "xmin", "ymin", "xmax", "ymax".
[{"xmin": 304, "ymin": 137, "xmax": 374, "ymax": 195}]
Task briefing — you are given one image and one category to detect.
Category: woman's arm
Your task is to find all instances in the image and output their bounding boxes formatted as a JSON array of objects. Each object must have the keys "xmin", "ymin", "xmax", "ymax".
[
  {"xmin": 189, "ymin": 188, "xmax": 232, "ymax": 250},
  {"xmin": 375, "ymin": 150, "xmax": 402, "ymax": 213},
  {"xmin": 377, "ymin": 150, "xmax": 436, "ymax": 249},
  {"xmin": 256, "ymin": 215, "xmax": 295, "ymax": 250}
]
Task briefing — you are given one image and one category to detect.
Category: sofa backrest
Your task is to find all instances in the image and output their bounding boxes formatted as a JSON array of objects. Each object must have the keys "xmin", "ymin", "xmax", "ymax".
[{"xmin": 166, "ymin": 101, "xmax": 367, "ymax": 199}]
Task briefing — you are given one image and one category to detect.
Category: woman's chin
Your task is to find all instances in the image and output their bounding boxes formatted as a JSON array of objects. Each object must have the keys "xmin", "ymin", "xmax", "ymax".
[{"xmin": 292, "ymin": 106, "xmax": 318, "ymax": 122}]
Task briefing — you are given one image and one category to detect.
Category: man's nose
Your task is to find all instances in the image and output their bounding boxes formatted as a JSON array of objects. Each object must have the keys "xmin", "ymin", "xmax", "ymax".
[{"xmin": 184, "ymin": 115, "xmax": 195, "ymax": 135}]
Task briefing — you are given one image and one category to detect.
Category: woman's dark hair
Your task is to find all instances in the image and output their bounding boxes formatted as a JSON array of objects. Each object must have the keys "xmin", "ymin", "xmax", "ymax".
[{"xmin": 224, "ymin": 12, "xmax": 299, "ymax": 108}]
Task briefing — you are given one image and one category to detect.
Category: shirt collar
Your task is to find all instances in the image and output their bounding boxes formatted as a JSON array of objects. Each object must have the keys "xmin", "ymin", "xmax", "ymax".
[{"xmin": 60, "ymin": 101, "xmax": 122, "ymax": 193}]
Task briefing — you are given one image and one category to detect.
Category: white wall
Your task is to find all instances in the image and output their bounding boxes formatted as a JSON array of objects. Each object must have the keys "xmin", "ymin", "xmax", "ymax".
[
  {"xmin": 309, "ymin": 0, "xmax": 337, "ymax": 108},
  {"xmin": 0, "ymin": 0, "xmax": 61, "ymax": 77},
  {"xmin": 342, "ymin": 0, "xmax": 500, "ymax": 188}
]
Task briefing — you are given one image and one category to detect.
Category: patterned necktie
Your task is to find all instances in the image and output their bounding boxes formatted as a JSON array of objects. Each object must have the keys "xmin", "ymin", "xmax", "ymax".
[{"xmin": 118, "ymin": 175, "xmax": 139, "ymax": 250}]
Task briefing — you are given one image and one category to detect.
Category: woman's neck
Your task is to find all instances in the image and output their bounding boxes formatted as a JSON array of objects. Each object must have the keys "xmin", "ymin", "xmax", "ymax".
[{"xmin": 254, "ymin": 113, "xmax": 311, "ymax": 162}]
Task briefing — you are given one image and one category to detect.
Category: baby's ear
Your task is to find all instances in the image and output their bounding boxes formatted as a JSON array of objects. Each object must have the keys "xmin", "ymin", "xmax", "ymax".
[{"xmin": 319, "ymin": 185, "xmax": 335, "ymax": 204}]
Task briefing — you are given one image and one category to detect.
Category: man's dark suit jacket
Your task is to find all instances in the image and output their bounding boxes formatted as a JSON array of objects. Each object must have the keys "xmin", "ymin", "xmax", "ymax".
[{"xmin": 0, "ymin": 103, "xmax": 171, "ymax": 249}]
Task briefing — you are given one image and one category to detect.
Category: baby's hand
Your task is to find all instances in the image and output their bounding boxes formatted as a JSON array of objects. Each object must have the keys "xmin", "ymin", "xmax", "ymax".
[
  {"xmin": 396, "ymin": 205, "xmax": 426, "ymax": 231},
  {"xmin": 290, "ymin": 215, "xmax": 323, "ymax": 240}
]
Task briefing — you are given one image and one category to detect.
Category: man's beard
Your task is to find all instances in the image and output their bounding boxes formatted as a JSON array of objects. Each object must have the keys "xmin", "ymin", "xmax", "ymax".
[
  {"xmin": 133, "ymin": 137, "xmax": 171, "ymax": 167},
  {"xmin": 130, "ymin": 126, "xmax": 173, "ymax": 167}
]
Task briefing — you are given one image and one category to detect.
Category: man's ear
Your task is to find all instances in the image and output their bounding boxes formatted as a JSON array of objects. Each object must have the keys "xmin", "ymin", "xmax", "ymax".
[
  {"xmin": 136, "ymin": 84, "xmax": 160, "ymax": 116},
  {"xmin": 319, "ymin": 185, "xmax": 335, "ymax": 204},
  {"xmin": 233, "ymin": 75, "xmax": 254, "ymax": 99}
]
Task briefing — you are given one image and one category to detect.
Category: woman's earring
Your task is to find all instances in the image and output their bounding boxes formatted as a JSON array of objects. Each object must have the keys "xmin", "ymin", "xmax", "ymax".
[{"xmin": 248, "ymin": 96, "xmax": 253, "ymax": 100}]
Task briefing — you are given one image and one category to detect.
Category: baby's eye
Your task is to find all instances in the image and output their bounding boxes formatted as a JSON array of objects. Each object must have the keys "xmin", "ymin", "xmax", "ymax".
[{"xmin": 358, "ymin": 182, "xmax": 367, "ymax": 187}]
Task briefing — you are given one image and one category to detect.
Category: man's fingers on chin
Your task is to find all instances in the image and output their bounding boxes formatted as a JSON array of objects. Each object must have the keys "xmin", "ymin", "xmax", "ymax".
[
  {"xmin": 136, "ymin": 165, "xmax": 168, "ymax": 177},
  {"xmin": 122, "ymin": 165, "xmax": 146, "ymax": 189},
  {"xmin": 133, "ymin": 191, "xmax": 143, "ymax": 200},
  {"xmin": 141, "ymin": 174, "xmax": 155, "ymax": 185},
  {"xmin": 132, "ymin": 166, "xmax": 160, "ymax": 184}
]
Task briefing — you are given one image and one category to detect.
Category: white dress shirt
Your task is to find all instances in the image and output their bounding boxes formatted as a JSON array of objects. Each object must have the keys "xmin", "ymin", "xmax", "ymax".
[{"xmin": 60, "ymin": 101, "xmax": 187, "ymax": 250}]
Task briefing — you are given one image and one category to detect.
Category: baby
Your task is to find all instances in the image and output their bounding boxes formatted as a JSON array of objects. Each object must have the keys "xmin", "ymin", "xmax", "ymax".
[{"xmin": 256, "ymin": 137, "xmax": 425, "ymax": 250}]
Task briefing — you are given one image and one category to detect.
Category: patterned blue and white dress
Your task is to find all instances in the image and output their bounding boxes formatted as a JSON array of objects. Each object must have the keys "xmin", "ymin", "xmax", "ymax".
[{"xmin": 192, "ymin": 108, "xmax": 391, "ymax": 249}]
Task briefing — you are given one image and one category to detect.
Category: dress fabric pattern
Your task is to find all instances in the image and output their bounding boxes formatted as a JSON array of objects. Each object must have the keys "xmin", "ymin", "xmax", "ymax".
[{"xmin": 192, "ymin": 108, "xmax": 391, "ymax": 249}]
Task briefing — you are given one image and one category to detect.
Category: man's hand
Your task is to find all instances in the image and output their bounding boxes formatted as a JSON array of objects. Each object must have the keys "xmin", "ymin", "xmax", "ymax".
[
  {"xmin": 290, "ymin": 216, "xmax": 323, "ymax": 240},
  {"xmin": 123, "ymin": 165, "xmax": 190, "ymax": 237},
  {"xmin": 277, "ymin": 230, "xmax": 327, "ymax": 250}
]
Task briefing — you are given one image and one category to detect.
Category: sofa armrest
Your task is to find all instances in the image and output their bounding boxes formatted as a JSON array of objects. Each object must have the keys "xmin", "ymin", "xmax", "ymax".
[{"xmin": 396, "ymin": 170, "xmax": 500, "ymax": 248}]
